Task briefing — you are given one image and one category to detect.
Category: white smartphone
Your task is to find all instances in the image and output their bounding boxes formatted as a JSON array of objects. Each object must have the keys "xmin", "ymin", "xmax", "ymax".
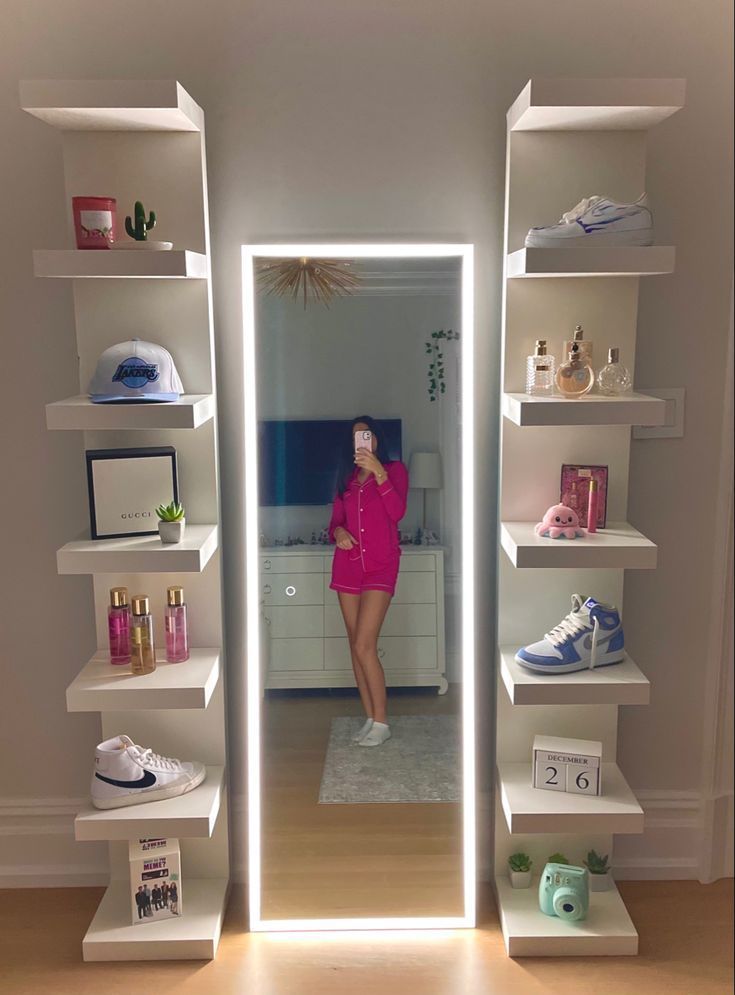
[{"xmin": 355, "ymin": 429, "xmax": 372, "ymax": 452}]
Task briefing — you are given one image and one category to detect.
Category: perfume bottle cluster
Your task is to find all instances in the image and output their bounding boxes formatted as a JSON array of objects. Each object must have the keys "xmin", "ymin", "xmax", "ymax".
[
  {"xmin": 107, "ymin": 586, "xmax": 190, "ymax": 671},
  {"xmin": 525, "ymin": 325, "xmax": 631, "ymax": 399}
]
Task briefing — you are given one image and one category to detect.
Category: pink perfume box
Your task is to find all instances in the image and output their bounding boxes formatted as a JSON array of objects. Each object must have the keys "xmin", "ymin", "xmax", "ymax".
[{"xmin": 560, "ymin": 464, "xmax": 608, "ymax": 529}]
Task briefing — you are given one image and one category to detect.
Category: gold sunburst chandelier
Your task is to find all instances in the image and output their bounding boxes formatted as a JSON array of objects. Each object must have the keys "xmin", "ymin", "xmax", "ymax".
[{"xmin": 256, "ymin": 257, "xmax": 363, "ymax": 309}]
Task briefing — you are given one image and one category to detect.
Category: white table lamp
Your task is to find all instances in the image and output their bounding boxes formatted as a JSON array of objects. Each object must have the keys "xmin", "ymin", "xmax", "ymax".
[{"xmin": 409, "ymin": 452, "xmax": 443, "ymax": 530}]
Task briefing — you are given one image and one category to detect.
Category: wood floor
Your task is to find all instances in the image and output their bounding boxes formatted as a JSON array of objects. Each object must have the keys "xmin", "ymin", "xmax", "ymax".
[
  {"xmin": 261, "ymin": 689, "xmax": 463, "ymax": 919},
  {"xmin": 0, "ymin": 880, "xmax": 731, "ymax": 994}
]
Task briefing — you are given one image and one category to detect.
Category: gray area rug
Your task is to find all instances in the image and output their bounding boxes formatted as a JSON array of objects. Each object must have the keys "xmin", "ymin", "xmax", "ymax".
[{"xmin": 318, "ymin": 715, "xmax": 460, "ymax": 804}]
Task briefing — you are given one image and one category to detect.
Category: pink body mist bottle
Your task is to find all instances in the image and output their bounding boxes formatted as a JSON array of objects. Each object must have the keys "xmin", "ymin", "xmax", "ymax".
[
  {"xmin": 587, "ymin": 479, "xmax": 599, "ymax": 534},
  {"xmin": 165, "ymin": 586, "xmax": 190, "ymax": 663},
  {"xmin": 108, "ymin": 587, "xmax": 131, "ymax": 665}
]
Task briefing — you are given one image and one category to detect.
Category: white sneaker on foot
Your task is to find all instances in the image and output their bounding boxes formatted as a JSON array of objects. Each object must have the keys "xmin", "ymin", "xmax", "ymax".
[
  {"xmin": 525, "ymin": 194, "xmax": 654, "ymax": 248},
  {"xmin": 352, "ymin": 718, "xmax": 374, "ymax": 743},
  {"xmin": 358, "ymin": 722, "xmax": 391, "ymax": 748},
  {"xmin": 91, "ymin": 735, "xmax": 206, "ymax": 809}
]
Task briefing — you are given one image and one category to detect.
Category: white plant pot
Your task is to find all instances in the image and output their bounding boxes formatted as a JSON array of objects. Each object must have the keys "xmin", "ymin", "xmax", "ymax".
[
  {"xmin": 158, "ymin": 519, "xmax": 185, "ymax": 544},
  {"xmin": 509, "ymin": 869, "xmax": 532, "ymax": 889},
  {"xmin": 114, "ymin": 240, "xmax": 173, "ymax": 251},
  {"xmin": 588, "ymin": 870, "xmax": 613, "ymax": 892}
]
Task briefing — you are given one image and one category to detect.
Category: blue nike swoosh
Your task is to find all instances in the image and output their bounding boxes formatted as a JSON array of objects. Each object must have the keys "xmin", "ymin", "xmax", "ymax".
[{"xmin": 95, "ymin": 770, "xmax": 157, "ymax": 789}]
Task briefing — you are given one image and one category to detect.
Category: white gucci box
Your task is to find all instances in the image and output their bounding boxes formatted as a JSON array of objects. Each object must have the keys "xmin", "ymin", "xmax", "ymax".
[
  {"xmin": 129, "ymin": 837, "xmax": 183, "ymax": 925},
  {"xmin": 532, "ymin": 735, "xmax": 602, "ymax": 796}
]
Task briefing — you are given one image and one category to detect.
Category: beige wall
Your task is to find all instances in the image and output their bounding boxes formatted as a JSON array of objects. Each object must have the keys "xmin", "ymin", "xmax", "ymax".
[{"xmin": 0, "ymin": 0, "xmax": 731, "ymax": 883}]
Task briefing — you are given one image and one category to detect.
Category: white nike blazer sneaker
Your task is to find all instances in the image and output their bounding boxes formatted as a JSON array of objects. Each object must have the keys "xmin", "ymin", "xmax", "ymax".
[
  {"xmin": 91, "ymin": 735, "xmax": 206, "ymax": 809},
  {"xmin": 525, "ymin": 194, "xmax": 654, "ymax": 248}
]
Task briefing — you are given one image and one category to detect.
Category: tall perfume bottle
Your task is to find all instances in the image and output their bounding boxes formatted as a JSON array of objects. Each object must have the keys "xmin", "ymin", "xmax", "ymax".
[
  {"xmin": 130, "ymin": 595, "xmax": 156, "ymax": 675},
  {"xmin": 556, "ymin": 344, "xmax": 595, "ymax": 398},
  {"xmin": 597, "ymin": 347, "xmax": 632, "ymax": 396},
  {"xmin": 108, "ymin": 587, "xmax": 131, "ymax": 666},
  {"xmin": 165, "ymin": 586, "xmax": 190, "ymax": 663},
  {"xmin": 525, "ymin": 340, "xmax": 556, "ymax": 396},
  {"xmin": 563, "ymin": 324, "xmax": 593, "ymax": 366}
]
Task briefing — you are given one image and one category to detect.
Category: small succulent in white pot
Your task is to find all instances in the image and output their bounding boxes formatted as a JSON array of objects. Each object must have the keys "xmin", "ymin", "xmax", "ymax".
[
  {"xmin": 156, "ymin": 501, "xmax": 185, "ymax": 544},
  {"xmin": 508, "ymin": 852, "xmax": 533, "ymax": 889},
  {"xmin": 584, "ymin": 849, "xmax": 612, "ymax": 892}
]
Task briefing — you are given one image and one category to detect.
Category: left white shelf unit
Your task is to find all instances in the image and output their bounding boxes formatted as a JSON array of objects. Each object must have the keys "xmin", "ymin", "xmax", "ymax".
[{"xmin": 21, "ymin": 79, "xmax": 229, "ymax": 962}]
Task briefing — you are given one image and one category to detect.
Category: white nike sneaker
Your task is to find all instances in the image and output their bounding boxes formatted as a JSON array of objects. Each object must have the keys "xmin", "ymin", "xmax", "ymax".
[
  {"xmin": 525, "ymin": 195, "xmax": 654, "ymax": 248},
  {"xmin": 515, "ymin": 594, "xmax": 625, "ymax": 674},
  {"xmin": 91, "ymin": 735, "xmax": 206, "ymax": 809}
]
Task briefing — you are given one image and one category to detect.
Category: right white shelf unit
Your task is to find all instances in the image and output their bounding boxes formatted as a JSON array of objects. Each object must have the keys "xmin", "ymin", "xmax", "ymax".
[{"xmin": 494, "ymin": 77, "xmax": 685, "ymax": 957}]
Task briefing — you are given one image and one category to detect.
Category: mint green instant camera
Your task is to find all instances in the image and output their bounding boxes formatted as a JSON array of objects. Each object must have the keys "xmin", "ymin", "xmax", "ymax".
[{"xmin": 538, "ymin": 862, "xmax": 589, "ymax": 921}]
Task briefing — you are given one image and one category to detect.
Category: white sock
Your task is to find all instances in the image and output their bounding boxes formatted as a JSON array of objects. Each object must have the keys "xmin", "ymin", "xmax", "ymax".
[
  {"xmin": 358, "ymin": 721, "xmax": 391, "ymax": 747},
  {"xmin": 352, "ymin": 718, "xmax": 374, "ymax": 743}
]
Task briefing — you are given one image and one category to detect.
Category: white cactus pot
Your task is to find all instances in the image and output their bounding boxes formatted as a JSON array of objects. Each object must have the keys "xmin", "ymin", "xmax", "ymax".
[
  {"xmin": 588, "ymin": 870, "xmax": 613, "ymax": 892},
  {"xmin": 509, "ymin": 869, "xmax": 532, "ymax": 889},
  {"xmin": 114, "ymin": 241, "xmax": 173, "ymax": 250},
  {"xmin": 158, "ymin": 519, "xmax": 185, "ymax": 544}
]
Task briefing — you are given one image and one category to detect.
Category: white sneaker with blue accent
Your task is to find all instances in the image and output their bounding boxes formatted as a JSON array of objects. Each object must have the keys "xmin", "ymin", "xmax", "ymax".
[
  {"xmin": 91, "ymin": 735, "xmax": 206, "ymax": 809},
  {"xmin": 525, "ymin": 195, "xmax": 654, "ymax": 248},
  {"xmin": 515, "ymin": 595, "xmax": 625, "ymax": 674}
]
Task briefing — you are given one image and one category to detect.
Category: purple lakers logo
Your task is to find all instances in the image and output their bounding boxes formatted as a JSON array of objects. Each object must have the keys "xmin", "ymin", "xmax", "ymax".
[{"xmin": 112, "ymin": 357, "xmax": 160, "ymax": 389}]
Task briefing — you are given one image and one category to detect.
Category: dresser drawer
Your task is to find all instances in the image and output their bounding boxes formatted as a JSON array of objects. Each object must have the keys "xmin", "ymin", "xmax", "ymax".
[
  {"xmin": 324, "ymin": 603, "xmax": 437, "ymax": 637},
  {"xmin": 399, "ymin": 552, "xmax": 439, "ymax": 572},
  {"xmin": 259, "ymin": 554, "xmax": 326, "ymax": 574},
  {"xmin": 269, "ymin": 638, "xmax": 324, "ymax": 672},
  {"xmin": 263, "ymin": 606, "xmax": 323, "ymax": 638},
  {"xmin": 324, "ymin": 636, "xmax": 438, "ymax": 672},
  {"xmin": 261, "ymin": 573, "xmax": 324, "ymax": 606},
  {"xmin": 324, "ymin": 568, "xmax": 436, "ymax": 604}
]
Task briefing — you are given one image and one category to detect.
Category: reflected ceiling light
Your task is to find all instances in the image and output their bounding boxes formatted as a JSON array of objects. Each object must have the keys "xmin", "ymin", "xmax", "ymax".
[{"xmin": 256, "ymin": 256, "xmax": 363, "ymax": 308}]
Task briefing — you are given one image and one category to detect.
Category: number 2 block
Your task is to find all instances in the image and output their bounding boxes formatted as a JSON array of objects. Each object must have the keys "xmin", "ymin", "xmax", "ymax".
[{"xmin": 533, "ymin": 759, "xmax": 566, "ymax": 792}]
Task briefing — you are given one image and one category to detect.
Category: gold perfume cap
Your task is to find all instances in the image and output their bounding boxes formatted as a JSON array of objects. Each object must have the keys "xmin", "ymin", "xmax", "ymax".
[
  {"xmin": 167, "ymin": 586, "xmax": 185, "ymax": 607},
  {"xmin": 109, "ymin": 587, "xmax": 128, "ymax": 608},
  {"xmin": 534, "ymin": 340, "xmax": 547, "ymax": 356},
  {"xmin": 131, "ymin": 595, "xmax": 150, "ymax": 616},
  {"xmin": 608, "ymin": 347, "xmax": 620, "ymax": 363},
  {"xmin": 573, "ymin": 324, "xmax": 585, "ymax": 341}
]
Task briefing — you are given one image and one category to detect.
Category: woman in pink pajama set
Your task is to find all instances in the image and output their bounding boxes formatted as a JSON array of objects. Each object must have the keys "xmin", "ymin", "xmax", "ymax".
[{"xmin": 328, "ymin": 416, "xmax": 409, "ymax": 747}]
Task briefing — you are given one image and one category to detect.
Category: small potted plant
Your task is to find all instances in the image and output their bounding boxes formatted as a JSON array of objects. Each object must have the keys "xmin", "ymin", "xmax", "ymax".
[
  {"xmin": 508, "ymin": 852, "xmax": 533, "ymax": 889},
  {"xmin": 156, "ymin": 501, "xmax": 185, "ymax": 543},
  {"xmin": 547, "ymin": 852, "xmax": 570, "ymax": 866},
  {"xmin": 584, "ymin": 849, "xmax": 612, "ymax": 892},
  {"xmin": 115, "ymin": 200, "xmax": 172, "ymax": 250}
]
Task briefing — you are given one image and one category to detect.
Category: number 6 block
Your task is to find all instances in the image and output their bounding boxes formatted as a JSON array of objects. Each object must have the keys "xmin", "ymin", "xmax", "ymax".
[{"xmin": 532, "ymin": 735, "xmax": 603, "ymax": 797}]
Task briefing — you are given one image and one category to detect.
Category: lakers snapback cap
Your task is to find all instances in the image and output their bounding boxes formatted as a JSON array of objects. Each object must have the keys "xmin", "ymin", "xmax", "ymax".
[{"xmin": 88, "ymin": 339, "xmax": 184, "ymax": 403}]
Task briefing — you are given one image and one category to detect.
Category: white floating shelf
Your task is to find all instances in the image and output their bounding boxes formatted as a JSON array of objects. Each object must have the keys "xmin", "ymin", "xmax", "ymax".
[
  {"xmin": 498, "ymin": 762, "xmax": 644, "ymax": 835},
  {"xmin": 508, "ymin": 77, "xmax": 685, "ymax": 133},
  {"xmin": 75, "ymin": 765, "xmax": 224, "ymax": 841},
  {"xmin": 500, "ymin": 521, "xmax": 657, "ymax": 570},
  {"xmin": 82, "ymin": 877, "xmax": 228, "ymax": 962},
  {"xmin": 499, "ymin": 648, "xmax": 650, "ymax": 707},
  {"xmin": 506, "ymin": 246, "xmax": 675, "ymax": 279},
  {"xmin": 66, "ymin": 649, "xmax": 221, "ymax": 712},
  {"xmin": 57, "ymin": 525, "xmax": 218, "ymax": 575},
  {"xmin": 495, "ymin": 876, "xmax": 638, "ymax": 957},
  {"xmin": 502, "ymin": 392, "xmax": 666, "ymax": 427},
  {"xmin": 33, "ymin": 249, "xmax": 207, "ymax": 279},
  {"xmin": 46, "ymin": 394, "xmax": 215, "ymax": 431},
  {"xmin": 20, "ymin": 79, "xmax": 203, "ymax": 132}
]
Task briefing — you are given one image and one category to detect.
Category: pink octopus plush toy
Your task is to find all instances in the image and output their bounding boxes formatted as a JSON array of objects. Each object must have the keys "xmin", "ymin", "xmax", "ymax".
[{"xmin": 535, "ymin": 504, "xmax": 585, "ymax": 540}]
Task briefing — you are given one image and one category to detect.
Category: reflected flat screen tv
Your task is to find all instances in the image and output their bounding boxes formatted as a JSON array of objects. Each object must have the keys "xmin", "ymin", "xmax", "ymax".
[{"xmin": 258, "ymin": 418, "xmax": 402, "ymax": 506}]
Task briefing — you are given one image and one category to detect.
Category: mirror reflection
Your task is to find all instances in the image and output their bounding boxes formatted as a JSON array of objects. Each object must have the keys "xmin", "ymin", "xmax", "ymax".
[{"xmin": 255, "ymin": 254, "xmax": 464, "ymax": 919}]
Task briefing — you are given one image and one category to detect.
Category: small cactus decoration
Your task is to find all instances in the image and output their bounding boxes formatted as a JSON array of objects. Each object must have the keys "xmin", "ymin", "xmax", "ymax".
[
  {"xmin": 508, "ymin": 852, "xmax": 532, "ymax": 873},
  {"xmin": 156, "ymin": 501, "xmax": 185, "ymax": 523},
  {"xmin": 547, "ymin": 852, "xmax": 570, "ymax": 866},
  {"xmin": 125, "ymin": 200, "xmax": 157, "ymax": 241},
  {"xmin": 584, "ymin": 849, "xmax": 610, "ymax": 874}
]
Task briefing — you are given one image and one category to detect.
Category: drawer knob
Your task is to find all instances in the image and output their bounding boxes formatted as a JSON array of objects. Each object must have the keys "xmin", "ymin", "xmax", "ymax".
[
  {"xmin": 285, "ymin": 585, "xmax": 296, "ymax": 597},
  {"xmin": 378, "ymin": 647, "xmax": 385, "ymax": 659},
  {"xmin": 263, "ymin": 584, "xmax": 272, "ymax": 594},
  {"xmin": 263, "ymin": 559, "xmax": 272, "ymax": 570}
]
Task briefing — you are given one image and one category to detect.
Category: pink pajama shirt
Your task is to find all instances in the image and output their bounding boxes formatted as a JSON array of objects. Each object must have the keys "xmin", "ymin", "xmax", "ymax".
[{"xmin": 328, "ymin": 461, "xmax": 409, "ymax": 596}]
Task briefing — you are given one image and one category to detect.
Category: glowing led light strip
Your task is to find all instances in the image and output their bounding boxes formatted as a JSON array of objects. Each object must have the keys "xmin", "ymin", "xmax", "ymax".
[{"xmin": 242, "ymin": 243, "xmax": 476, "ymax": 932}]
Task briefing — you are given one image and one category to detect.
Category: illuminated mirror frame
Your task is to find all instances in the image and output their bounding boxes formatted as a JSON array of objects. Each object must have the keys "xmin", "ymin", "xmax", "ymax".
[{"xmin": 242, "ymin": 243, "xmax": 476, "ymax": 931}]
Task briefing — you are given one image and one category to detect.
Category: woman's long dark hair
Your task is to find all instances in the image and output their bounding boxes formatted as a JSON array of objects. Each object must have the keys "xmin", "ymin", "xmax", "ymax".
[{"xmin": 335, "ymin": 415, "xmax": 390, "ymax": 496}]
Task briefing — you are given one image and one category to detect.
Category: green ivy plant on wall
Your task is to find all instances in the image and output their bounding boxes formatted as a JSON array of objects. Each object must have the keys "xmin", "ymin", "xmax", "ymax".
[{"xmin": 425, "ymin": 329, "xmax": 460, "ymax": 402}]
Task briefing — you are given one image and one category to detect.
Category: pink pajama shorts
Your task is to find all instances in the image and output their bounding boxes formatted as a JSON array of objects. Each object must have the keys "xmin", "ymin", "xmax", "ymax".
[{"xmin": 330, "ymin": 549, "xmax": 400, "ymax": 597}]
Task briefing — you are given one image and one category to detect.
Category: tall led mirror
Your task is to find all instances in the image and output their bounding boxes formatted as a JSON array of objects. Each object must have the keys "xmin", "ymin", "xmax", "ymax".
[{"xmin": 243, "ymin": 244, "xmax": 475, "ymax": 929}]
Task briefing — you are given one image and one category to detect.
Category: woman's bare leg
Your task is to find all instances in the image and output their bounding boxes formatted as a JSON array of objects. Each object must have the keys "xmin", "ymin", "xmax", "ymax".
[
  {"xmin": 337, "ymin": 591, "xmax": 373, "ymax": 718},
  {"xmin": 353, "ymin": 590, "xmax": 392, "ymax": 725}
]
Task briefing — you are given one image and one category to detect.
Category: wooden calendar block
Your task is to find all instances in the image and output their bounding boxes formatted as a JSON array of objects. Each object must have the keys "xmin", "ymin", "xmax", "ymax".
[{"xmin": 532, "ymin": 735, "xmax": 603, "ymax": 796}]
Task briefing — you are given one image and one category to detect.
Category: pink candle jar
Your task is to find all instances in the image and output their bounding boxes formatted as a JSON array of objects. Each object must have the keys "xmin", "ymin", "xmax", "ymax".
[{"xmin": 72, "ymin": 196, "xmax": 117, "ymax": 249}]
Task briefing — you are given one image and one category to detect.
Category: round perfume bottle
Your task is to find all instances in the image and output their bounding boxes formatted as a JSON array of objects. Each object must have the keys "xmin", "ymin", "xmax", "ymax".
[
  {"xmin": 597, "ymin": 347, "xmax": 632, "ymax": 396},
  {"xmin": 556, "ymin": 345, "xmax": 595, "ymax": 398},
  {"xmin": 525, "ymin": 339, "xmax": 556, "ymax": 396}
]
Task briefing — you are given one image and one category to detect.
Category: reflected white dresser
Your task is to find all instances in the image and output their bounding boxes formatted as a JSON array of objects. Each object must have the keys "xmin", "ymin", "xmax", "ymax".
[{"xmin": 259, "ymin": 546, "xmax": 446, "ymax": 693}]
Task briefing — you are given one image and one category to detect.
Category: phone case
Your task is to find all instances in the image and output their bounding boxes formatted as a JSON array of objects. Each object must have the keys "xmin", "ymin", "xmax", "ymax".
[{"xmin": 355, "ymin": 430, "xmax": 372, "ymax": 451}]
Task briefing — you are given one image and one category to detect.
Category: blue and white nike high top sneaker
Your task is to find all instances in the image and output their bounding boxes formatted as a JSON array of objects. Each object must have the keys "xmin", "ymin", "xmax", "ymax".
[
  {"xmin": 91, "ymin": 735, "xmax": 206, "ymax": 809},
  {"xmin": 515, "ymin": 594, "xmax": 625, "ymax": 674},
  {"xmin": 525, "ymin": 194, "xmax": 654, "ymax": 248}
]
